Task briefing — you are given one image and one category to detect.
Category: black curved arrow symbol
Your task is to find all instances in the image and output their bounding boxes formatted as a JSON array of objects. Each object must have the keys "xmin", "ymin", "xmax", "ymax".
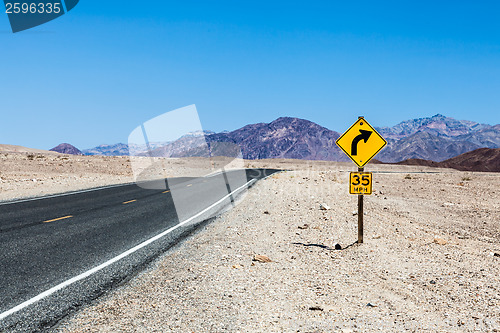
[{"xmin": 351, "ymin": 130, "xmax": 372, "ymax": 155}]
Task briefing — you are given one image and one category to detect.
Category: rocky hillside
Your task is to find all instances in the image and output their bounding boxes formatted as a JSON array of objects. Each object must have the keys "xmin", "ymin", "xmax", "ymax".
[
  {"xmin": 376, "ymin": 114, "xmax": 500, "ymax": 162},
  {"xmin": 375, "ymin": 114, "xmax": 491, "ymax": 140},
  {"xmin": 378, "ymin": 131, "xmax": 481, "ymax": 162},
  {"xmin": 395, "ymin": 148, "xmax": 500, "ymax": 172},
  {"xmin": 141, "ymin": 117, "xmax": 346, "ymax": 161},
  {"xmin": 208, "ymin": 117, "xmax": 344, "ymax": 161},
  {"xmin": 82, "ymin": 143, "xmax": 130, "ymax": 156},
  {"xmin": 440, "ymin": 148, "xmax": 500, "ymax": 172},
  {"xmin": 49, "ymin": 143, "xmax": 83, "ymax": 155}
]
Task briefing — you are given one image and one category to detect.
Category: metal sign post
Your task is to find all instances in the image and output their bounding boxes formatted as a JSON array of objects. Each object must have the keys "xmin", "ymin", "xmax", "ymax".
[{"xmin": 357, "ymin": 166, "xmax": 364, "ymax": 243}]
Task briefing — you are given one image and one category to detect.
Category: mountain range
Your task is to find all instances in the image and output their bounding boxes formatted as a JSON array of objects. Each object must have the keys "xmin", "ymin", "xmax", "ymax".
[
  {"xmin": 76, "ymin": 114, "xmax": 499, "ymax": 164},
  {"xmin": 376, "ymin": 114, "xmax": 500, "ymax": 162}
]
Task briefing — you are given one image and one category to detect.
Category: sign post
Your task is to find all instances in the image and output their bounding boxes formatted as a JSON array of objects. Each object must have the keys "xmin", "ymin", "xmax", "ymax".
[
  {"xmin": 357, "ymin": 167, "xmax": 364, "ymax": 243},
  {"xmin": 336, "ymin": 117, "xmax": 387, "ymax": 244}
]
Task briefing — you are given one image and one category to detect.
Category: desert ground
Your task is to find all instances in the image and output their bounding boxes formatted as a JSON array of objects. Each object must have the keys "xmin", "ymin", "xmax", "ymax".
[
  {"xmin": 0, "ymin": 147, "xmax": 243, "ymax": 202},
  {"xmin": 1, "ymin": 148, "xmax": 499, "ymax": 332}
]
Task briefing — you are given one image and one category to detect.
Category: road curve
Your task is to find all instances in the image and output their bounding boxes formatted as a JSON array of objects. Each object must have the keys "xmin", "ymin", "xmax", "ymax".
[{"xmin": 0, "ymin": 168, "xmax": 279, "ymax": 332}]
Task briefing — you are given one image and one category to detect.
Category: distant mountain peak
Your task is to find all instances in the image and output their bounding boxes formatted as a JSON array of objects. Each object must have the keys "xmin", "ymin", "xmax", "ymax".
[
  {"xmin": 189, "ymin": 130, "xmax": 216, "ymax": 136},
  {"xmin": 376, "ymin": 114, "xmax": 488, "ymax": 141},
  {"xmin": 49, "ymin": 143, "xmax": 83, "ymax": 155},
  {"xmin": 82, "ymin": 143, "xmax": 129, "ymax": 156}
]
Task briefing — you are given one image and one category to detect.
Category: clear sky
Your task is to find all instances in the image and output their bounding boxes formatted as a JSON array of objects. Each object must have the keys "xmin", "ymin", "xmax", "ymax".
[{"xmin": 1, "ymin": 1, "xmax": 499, "ymax": 150}]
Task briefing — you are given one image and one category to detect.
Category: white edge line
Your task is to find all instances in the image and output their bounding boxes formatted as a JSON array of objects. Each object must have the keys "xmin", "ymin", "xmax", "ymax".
[{"xmin": 0, "ymin": 178, "xmax": 256, "ymax": 321}]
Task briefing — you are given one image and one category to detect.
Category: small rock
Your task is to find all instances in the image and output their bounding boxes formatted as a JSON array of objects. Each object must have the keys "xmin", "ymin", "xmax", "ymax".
[
  {"xmin": 430, "ymin": 280, "xmax": 436, "ymax": 284},
  {"xmin": 320, "ymin": 203, "xmax": 331, "ymax": 210},
  {"xmin": 263, "ymin": 210, "xmax": 270, "ymax": 215},
  {"xmin": 253, "ymin": 255, "xmax": 272, "ymax": 263},
  {"xmin": 298, "ymin": 224, "xmax": 309, "ymax": 229},
  {"xmin": 490, "ymin": 252, "xmax": 500, "ymax": 257},
  {"xmin": 309, "ymin": 306, "xmax": 323, "ymax": 311},
  {"xmin": 334, "ymin": 243, "xmax": 342, "ymax": 250},
  {"xmin": 366, "ymin": 303, "xmax": 377, "ymax": 307},
  {"xmin": 433, "ymin": 238, "xmax": 447, "ymax": 245},
  {"xmin": 372, "ymin": 235, "xmax": 382, "ymax": 239},
  {"xmin": 352, "ymin": 211, "xmax": 358, "ymax": 216}
]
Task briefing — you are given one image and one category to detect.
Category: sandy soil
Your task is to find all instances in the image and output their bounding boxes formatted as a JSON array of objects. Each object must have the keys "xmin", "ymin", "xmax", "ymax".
[
  {"xmin": 46, "ymin": 159, "xmax": 500, "ymax": 332},
  {"xmin": 0, "ymin": 150, "xmax": 245, "ymax": 202},
  {"xmin": 0, "ymin": 151, "xmax": 134, "ymax": 201}
]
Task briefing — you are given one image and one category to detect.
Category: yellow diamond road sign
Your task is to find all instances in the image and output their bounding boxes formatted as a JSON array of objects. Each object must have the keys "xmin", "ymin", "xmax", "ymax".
[{"xmin": 336, "ymin": 117, "xmax": 387, "ymax": 168}]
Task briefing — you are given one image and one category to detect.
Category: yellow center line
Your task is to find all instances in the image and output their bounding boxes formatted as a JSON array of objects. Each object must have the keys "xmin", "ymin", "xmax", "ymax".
[
  {"xmin": 187, "ymin": 184, "xmax": 192, "ymax": 187},
  {"xmin": 162, "ymin": 190, "xmax": 170, "ymax": 193},
  {"xmin": 44, "ymin": 215, "xmax": 73, "ymax": 223},
  {"xmin": 123, "ymin": 199, "xmax": 137, "ymax": 204}
]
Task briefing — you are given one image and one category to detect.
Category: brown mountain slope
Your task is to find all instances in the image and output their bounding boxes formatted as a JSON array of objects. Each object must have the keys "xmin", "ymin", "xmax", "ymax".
[
  {"xmin": 439, "ymin": 148, "xmax": 500, "ymax": 172},
  {"xmin": 395, "ymin": 148, "xmax": 500, "ymax": 172},
  {"xmin": 50, "ymin": 143, "xmax": 83, "ymax": 155}
]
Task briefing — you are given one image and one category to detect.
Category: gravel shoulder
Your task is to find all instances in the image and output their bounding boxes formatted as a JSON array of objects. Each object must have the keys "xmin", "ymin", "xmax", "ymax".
[
  {"xmin": 54, "ymin": 164, "xmax": 500, "ymax": 332},
  {"xmin": 0, "ymin": 152, "xmax": 133, "ymax": 202}
]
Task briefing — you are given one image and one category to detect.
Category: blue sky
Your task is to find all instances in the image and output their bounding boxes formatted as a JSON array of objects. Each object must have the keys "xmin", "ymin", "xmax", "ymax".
[{"xmin": 1, "ymin": 1, "xmax": 500, "ymax": 150}]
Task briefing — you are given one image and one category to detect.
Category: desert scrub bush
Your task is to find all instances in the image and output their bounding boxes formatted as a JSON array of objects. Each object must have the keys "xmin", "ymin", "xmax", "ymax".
[
  {"xmin": 462, "ymin": 176, "xmax": 472, "ymax": 181},
  {"xmin": 404, "ymin": 174, "xmax": 412, "ymax": 179},
  {"xmin": 27, "ymin": 154, "xmax": 35, "ymax": 160}
]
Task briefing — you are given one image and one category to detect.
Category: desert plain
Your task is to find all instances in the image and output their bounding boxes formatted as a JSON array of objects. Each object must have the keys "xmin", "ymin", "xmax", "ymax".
[{"xmin": 1, "ymin": 147, "xmax": 499, "ymax": 332}]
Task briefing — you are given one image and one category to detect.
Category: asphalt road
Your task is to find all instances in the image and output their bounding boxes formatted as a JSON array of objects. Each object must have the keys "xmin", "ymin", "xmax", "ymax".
[{"xmin": 0, "ymin": 168, "xmax": 279, "ymax": 332}]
